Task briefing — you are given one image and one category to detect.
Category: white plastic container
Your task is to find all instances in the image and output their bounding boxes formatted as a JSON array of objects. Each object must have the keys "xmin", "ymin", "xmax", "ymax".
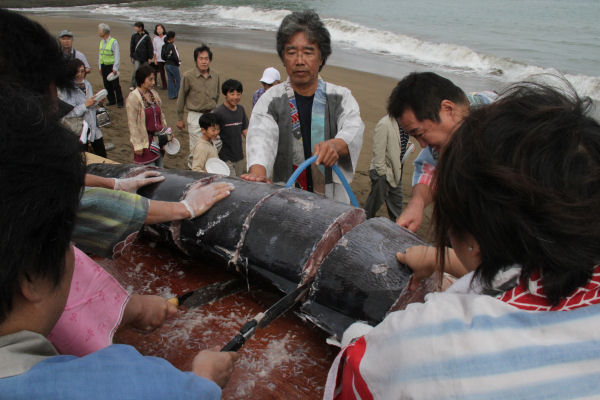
[
  {"xmin": 164, "ymin": 138, "xmax": 180, "ymax": 155},
  {"xmin": 205, "ymin": 158, "xmax": 230, "ymax": 176},
  {"xmin": 93, "ymin": 89, "xmax": 108, "ymax": 102},
  {"xmin": 106, "ymin": 71, "xmax": 120, "ymax": 81}
]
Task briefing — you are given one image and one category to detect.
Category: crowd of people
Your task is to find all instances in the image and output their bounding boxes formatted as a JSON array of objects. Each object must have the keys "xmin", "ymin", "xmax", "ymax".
[{"xmin": 1, "ymin": 7, "xmax": 599, "ymax": 399}]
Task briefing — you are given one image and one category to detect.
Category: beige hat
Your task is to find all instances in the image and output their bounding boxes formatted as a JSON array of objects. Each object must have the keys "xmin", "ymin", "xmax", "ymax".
[{"xmin": 259, "ymin": 67, "xmax": 281, "ymax": 84}]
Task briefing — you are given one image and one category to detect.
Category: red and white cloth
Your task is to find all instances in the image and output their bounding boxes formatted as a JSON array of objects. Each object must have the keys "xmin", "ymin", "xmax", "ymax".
[{"xmin": 497, "ymin": 265, "xmax": 600, "ymax": 311}]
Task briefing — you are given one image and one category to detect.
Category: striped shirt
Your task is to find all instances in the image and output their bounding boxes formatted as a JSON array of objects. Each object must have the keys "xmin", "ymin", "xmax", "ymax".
[
  {"xmin": 325, "ymin": 275, "xmax": 600, "ymax": 399},
  {"xmin": 72, "ymin": 187, "xmax": 148, "ymax": 258}
]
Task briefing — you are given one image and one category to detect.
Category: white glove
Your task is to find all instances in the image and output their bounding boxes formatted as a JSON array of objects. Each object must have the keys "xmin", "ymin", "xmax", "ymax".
[
  {"xmin": 114, "ymin": 170, "xmax": 165, "ymax": 193},
  {"xmin": 180, "ymin": 181, "xmax": 234, "ymax": 219}
]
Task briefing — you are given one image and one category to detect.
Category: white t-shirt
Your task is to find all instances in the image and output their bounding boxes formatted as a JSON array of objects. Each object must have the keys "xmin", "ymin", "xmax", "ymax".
[{"xmin": 153, "ymin": 36, "xmax": 165, "ymax": 62}]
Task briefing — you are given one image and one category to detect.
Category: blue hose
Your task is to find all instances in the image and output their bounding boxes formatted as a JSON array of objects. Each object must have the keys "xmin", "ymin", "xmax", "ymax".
[{"xmin": 285, "ymin": 155, "xmax": 360, "ymax": 207}]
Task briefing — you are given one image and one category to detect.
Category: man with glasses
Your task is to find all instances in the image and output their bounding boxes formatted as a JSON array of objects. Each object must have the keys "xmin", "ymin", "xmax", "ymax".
[{"xmin": 243, "ymin": 10, "xmax": 364, "ymax": 204}]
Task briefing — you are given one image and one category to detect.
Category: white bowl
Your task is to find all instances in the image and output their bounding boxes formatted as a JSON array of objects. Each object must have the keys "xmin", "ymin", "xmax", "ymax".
[
  {"xmin": 164, "ymin": 137, "xmax": 180, "ymax": 155},
  {"xmin": 107, "ymin": 71, "xmax": 120, "ymax": 81},
  {"xmin": 94, "ymin": 89, "xmax": 108, "ymax": 102},
  {"xmin": 205, "ymin": 158, "xmax": 230, "ymax": 176}
]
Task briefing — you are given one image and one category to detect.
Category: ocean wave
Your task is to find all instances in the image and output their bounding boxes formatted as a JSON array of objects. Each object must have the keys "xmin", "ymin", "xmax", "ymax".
[
  {"xmin": 322, "ymin": 18, "xmax": 600, "ymax": 100},
  {"xmin": 210, "ymin": 5, "xmax": 288, "ymax": 29},
  {"xmin": 14, "ymin": 3, "xmax": 600, "ymax": 100}
]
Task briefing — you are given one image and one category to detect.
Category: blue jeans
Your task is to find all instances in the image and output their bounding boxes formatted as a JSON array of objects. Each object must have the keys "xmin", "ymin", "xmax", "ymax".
[
  {"xmin": 131, "ymin": 59, "xmax": 142, "ymax": 89},
  {"xmin": 165, "ymin": 64, "xmax": 181, "ymax": 99}
]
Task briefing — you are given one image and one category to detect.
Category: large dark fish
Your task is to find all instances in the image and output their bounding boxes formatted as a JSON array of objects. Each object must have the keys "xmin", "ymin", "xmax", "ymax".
[{"xmin": 87, "ymin": 163, "xmax": 431, "ymax": 340}]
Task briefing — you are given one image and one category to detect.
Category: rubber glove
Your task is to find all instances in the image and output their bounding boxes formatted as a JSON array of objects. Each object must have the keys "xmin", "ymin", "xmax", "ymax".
[
  {"xmin": 180, "ymin": 181, "xmax": 234, "ymax": 219},
  {"xmin": 113, "ymin": 170, "xmax": 165, "ymax": 193}
]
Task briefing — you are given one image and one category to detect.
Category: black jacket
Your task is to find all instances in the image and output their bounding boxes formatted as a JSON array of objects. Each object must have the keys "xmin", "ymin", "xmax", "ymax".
[
  {"xmin": 161, "ymin": 42, "xmax": 180, "ymax": 66},
  {"xmin": 130, "ymin": 30, "xmax": 153, "ymax": 62}
]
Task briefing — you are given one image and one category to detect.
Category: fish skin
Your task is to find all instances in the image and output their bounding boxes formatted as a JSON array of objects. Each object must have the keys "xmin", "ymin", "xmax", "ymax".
[
  {"xmin": 87, "ymin": 163, "xmax": 433, "ymax": 340},
  {"xmin": 302, "ymin": 218, "xmax": 429, "ymax": 339}
]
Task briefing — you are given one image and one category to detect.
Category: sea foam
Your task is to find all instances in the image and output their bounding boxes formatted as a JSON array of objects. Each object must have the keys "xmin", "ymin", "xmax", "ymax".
[{"xmin": 15, "ymin": 4, "xmax": 600, "ymax": 100}]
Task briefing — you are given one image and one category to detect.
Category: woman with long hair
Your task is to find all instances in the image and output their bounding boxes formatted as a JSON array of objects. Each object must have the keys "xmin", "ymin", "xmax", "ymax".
[
  {"xmin": 325, "ymin": 81, "xmax": 600, "ymax": 399},
  {"xmin": 152, "ymin": 23, "xmax": 167, "ymax": 90},
  {"xmin": 58, "ymin": 58, "xmax": 107, "ymax": 157}
]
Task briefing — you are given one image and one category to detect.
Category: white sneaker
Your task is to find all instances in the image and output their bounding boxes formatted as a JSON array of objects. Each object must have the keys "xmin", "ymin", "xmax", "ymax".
[
  {"xmin": 129, "ymin": 87, "xmax": 135, "ymax": 91},
  {"xmin": 105, "ymin": 143, "xmax": 116, "ymax": 151}
]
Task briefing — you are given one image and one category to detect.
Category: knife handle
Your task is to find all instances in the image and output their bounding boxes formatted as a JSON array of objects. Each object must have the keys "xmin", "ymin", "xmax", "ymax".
[
  {"xmin": 221, "ymin": 320, "xmax": 257, "ymax": 352},
  {"xmin": 221, "ymin": 334, "xmax": 245, "ymax": 352},
  {"xmin": 167, "ymin": 297, "xmax": 179, "ymax": 307}
]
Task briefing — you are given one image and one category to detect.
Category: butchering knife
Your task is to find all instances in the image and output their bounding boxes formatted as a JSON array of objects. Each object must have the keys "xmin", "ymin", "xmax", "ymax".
[
  {"xmin": 221, "ymin": 282, "xmax": 311, "ymax": 352},
  {"xmin": 168, "ymin": 279, "xmax": 244, "ymax": 309}
]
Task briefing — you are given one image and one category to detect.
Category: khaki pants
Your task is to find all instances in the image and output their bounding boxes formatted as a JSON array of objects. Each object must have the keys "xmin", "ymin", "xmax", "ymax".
[
  {"xmin": 226, "ymin": 159, "xmax": 245, "ymax": 177},
  {"xmin": 364, "ymin": 169, "xmax": 403, "ymax": 220},
  {"xmin": 186, "ymin": 111, "xmax": 204, "ymax": 168}
]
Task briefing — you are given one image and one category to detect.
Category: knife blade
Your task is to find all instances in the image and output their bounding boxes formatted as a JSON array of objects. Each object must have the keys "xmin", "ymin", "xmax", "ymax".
[
  {"xmin": 256, "ymin": 282, "xmax": 310, "ymax": 329},
  {"xmin": 168, "ymin": 278, "xmax": 244, "ymax": 309},
  {"xmin": 221, "ymin": 282, "xmax": 311, "ymax": 352}
]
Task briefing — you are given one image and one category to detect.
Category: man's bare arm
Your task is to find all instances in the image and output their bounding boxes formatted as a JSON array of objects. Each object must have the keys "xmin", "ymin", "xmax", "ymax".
[{"xmin": 396, "ymin": 183, "xmax": 433, "ymax": 232}]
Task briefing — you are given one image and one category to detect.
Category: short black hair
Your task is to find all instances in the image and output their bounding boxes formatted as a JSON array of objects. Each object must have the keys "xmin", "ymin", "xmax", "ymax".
[
  {"xmin": 433, "ymin": 79, "xmax": 600, "ymax": 305},
  {"xmin": 154, "ymin": 23, "xmax": 166, "ymax": 36},
  {"xmin": 0, "ymin": 9, "xmax": 70, "ymax": 95},
  {"xmin": 276, "ymin": 10, "xmax": 331, "ymax": 71},
  {"xmin": 135, "ymin": 64, "xmax": 155, "ymax": 87},
  {"xmin": 199, "ymin": 113, "xmax": 220, "ymax": 130},
  {"xmin": 165, "ymin": 31, "xmax": 176, "ymax": 42},
  {"xmin": 387, "ymin": 72, "xmax": 468, "ymax": 122},
  {"xmin": 221, "ymin": 79, "xmax": 243, "ymax": 95},
  {"xmin": 193, "ymin": 44, "xmax": 213, "ymax": 62},
  {"xmin": 0, "ymin": 85, "xmax": 86, "ymax": 324},
  {"xmin": 134, "ymin": 21, "xmax": 144, "ymax": 30}
]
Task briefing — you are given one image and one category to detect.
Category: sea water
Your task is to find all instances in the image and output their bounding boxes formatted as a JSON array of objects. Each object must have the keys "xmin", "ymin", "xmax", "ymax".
[{"xmin": 17, "ymin": 0, "xmax": 600, "ymax": 102}]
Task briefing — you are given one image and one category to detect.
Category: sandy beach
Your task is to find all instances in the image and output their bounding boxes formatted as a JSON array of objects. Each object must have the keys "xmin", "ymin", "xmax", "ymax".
[{"xmin": 29, "ymin": 13, "xmax": 430, "ymax": 235}]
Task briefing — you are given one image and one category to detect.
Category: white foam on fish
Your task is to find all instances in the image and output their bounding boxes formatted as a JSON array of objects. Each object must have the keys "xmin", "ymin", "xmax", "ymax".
[
  {"xmin": 370, "ymin": 264, "xmax": 389, "ymax": 274},
  {"xmin": 195, "ymin": 211, "xmax": 230, "ymax": 237}
]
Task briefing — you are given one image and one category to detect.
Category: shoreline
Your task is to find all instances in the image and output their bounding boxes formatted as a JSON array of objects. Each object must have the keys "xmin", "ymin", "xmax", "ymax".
[
  {"xmin": 18, "ymin": 6, "xmax": 600, "ymax": 108},
  {"xmin": 4, "ymin": 0, "xmax": 122, "ymax": 6},
  {"xmin": 23, "ymin": 9, "xmax": 509, "ymax": 94}
]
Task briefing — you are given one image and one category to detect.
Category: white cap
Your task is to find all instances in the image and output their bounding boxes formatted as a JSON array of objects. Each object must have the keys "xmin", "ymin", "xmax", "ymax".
[
  {"xmin": 259, "ymin": 67, "xmax": 281, "ymax": 84},
  {"xmin": 58, "ymin": 29, "xmax": 73, "ymax": 38}
]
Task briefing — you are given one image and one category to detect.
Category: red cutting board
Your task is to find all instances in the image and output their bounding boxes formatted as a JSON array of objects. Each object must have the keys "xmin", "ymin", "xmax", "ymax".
[{"xmin": 97, "ymin": 234, "xmax": 337, "ymax": 399}]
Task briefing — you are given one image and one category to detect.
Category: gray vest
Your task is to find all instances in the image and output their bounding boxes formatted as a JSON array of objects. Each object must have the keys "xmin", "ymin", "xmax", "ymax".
[{"xmin": 267, "ymin": 91, "xmax": 351, "ymax": 184}]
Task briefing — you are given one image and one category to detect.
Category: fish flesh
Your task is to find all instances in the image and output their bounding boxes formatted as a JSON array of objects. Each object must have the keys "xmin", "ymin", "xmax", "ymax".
[{"xmin": 87, "ymin": 163, "xmax": 431, "ymax": 340}]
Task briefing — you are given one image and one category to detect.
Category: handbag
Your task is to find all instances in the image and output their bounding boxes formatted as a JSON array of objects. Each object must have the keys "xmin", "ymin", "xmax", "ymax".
[
  {"xmin": 60, "ymin": 116, "xmax": 84, "ymax": 135},
  {"xmin": 133, "ymin": 134, "xmax": 161, "ymax": 164},
  {"xmin": 96, "ymin": 107, "xmax": 111, "ymax": 128}
]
